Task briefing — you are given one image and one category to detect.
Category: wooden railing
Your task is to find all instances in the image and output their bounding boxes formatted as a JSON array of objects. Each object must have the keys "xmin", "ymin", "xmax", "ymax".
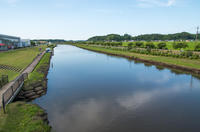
[{"xmin": 2, "ymin": 73, "xmax": 28, "ymax": 113}]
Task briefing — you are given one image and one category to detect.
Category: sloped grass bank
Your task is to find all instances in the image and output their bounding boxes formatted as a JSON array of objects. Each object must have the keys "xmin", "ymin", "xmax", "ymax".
[
  {"xmin": 17, "ymin": 53, "xmax": 51, "ymax": 101},
  {"xmin": 0, "ymin": 47, "xmax": 54, "ymax": 132},
  {"xmin": 75, "ymin": 44, "xmax": 200, "ymax": 75},
  {"xmin": 0, "ymin": 46, "xmax": 46, "ymax": 82},
  {"xmin": 0, "ymin": 102, "xmax": 50, "ymax": 132}
]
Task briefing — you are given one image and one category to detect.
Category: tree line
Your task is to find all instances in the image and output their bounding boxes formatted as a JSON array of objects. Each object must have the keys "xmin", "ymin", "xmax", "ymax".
[{"xmin": 88, "ymin": 32, "xmax": 200, "ymax": 41}]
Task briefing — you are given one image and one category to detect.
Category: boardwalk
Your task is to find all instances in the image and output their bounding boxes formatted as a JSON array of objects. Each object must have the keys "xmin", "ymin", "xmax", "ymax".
[{"xmin": 0, "ymin": 51, "xmax": 46, "ymax": 107}]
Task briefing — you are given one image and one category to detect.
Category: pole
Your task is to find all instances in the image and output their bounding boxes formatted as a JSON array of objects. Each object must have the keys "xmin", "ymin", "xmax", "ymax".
[{"xmin": 196, "ymin": 26, "xmax": 199, "ymax": 41}]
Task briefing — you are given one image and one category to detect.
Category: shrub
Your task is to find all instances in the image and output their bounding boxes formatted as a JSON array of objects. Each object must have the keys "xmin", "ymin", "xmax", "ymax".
[
  {"xmin": 191, "ymin": 54, "xmax": 199, "ymax": 59},
  {"xmin": 157, "ymin": 42, "xmax": 166, "ymax": 49},
  {"xmin": 194, "ymin": 43, "xmax": 200, "ymax": 51},
  {"xmin": 173, "ymin": 42, "xmax": 188, "ymax": 49},
  {"xmin": 135, "ymin": 42, "xmax": 144, "ymax": 48},
  {"xmin": 145, "ymin": 42, "xmax": 156, "ymax": 49},
  {"xmin": 127, "ymin": 42, "xmax": 133, "ymax": 50},
  {"xmin": 181, "ymin": 51, "xmax": 193, "ymax": 57}
]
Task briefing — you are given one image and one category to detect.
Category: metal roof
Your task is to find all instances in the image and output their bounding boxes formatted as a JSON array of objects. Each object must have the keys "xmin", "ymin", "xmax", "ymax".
[{"xmin": 0, "ymin": 34, "xmax": 20, "ymax": 39}]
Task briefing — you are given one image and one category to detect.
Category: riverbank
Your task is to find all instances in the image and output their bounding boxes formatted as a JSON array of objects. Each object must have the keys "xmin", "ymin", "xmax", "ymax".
[
  {"xmin": 0, "ymin": 102, "xmax": 50, "ymax": 132},
  {"xmin": 1, "ymin": 45, "xmax": 55, "ymax": 132},
  {"xmin": 75, "ymin": 44, "xmax": 200, "ymax": 75},
  {"xmin": 0, "ymin": 46, "xmax": 46, "ymax": 81},
  {"xmin": 17, "ymin": 52, "xmax": 51, "ymax": 101}
]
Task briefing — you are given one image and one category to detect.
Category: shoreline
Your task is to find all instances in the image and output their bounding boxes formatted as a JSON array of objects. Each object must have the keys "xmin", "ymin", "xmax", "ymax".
[
  {"xmin": 0, "ymin": 45, "xmax": 56, "ymax": 132},
  {"xmin": 75, "ymin": 44, "xmax": 200, "ymax": 76}
]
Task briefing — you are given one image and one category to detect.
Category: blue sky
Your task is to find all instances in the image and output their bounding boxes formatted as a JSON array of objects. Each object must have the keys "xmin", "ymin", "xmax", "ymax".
[{"xmin": 0, "ymin": 0, "xmax": 199, "ymax": 40}]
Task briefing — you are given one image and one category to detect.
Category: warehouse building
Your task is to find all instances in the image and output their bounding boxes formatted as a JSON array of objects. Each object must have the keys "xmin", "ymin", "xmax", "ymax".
[{"xmin": 0, "ymin": 34, "xmax": 30, "ymax": 51}]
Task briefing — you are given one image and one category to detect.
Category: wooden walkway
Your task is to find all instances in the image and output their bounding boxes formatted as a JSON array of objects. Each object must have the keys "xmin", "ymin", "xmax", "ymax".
[{"xmin": 0, "ymin": 51, "xmax": 46, "ymax": 107}]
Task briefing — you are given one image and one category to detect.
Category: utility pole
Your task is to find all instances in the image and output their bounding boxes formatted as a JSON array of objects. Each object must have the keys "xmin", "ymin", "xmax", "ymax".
[{"xmin": 196, "ymin": 26, "xmax": 199, "ymax": 41}]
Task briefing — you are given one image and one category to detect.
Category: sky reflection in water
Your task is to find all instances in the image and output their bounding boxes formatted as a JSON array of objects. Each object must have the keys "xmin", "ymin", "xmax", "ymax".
[{"xmin": 34, "ymin": 45, "xmax": 200, "ymax": 132}]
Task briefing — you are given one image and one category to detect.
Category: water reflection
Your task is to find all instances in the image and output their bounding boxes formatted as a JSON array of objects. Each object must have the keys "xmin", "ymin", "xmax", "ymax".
[{"xmin": 35, "ymin": 45, "xmax": 200, "ymax": 132}]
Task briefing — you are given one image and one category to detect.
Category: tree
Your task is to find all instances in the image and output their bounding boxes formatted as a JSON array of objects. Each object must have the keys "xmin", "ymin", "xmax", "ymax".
[
  {"xmin": 195, "ymin": 43, "xmax": 200, "ymax": 51},
  {"xmin": 145, "ymin": 42, "xmax": 156, "ymax": 49},
  {"xmin": 135, "ymin": 42, "xmax": 144, "ymax": 48},
  {"xmin": 173, "ymin": 42, "xmax": 188, "ymax": 49},
  {"xmin": 127, "ymin": 42, "xmax": 133, "ymax": 50},
  {"xmin": 31, "ymin": 41, "xmax": 36, "ymax": 46},
  {"xmin": 123, "ymin": 34, "xmax": 132, "ymax": 41},
  {"xmin": 157, "ymin": 42, "xmax": 166, "ymax": 49}
]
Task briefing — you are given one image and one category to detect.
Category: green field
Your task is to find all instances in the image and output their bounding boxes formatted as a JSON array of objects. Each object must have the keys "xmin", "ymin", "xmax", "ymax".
[
  {"xmin": 0, "ymin": 102, "xmax": 51, "ymax": 132},
  {"xmin": 0, "ymin": 46, "xmax": 46, "ymax": 81},
  {"xmin": 122, "ymin": 41, "xmax": 198, "ymax": 50},
  {"xmin": 76, "ymin": 44, "xmax": 200, "ymax": 70}
]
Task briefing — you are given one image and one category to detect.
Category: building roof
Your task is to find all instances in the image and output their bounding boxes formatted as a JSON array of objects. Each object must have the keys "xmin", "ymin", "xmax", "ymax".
[{"xmin": 0, "ymin": 34, "xmax": 20, "ymax": 40}]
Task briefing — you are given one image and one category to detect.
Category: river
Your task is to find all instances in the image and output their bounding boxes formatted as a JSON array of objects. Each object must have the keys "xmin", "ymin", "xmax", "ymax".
[{"xmin": 34, "ymin": 45, "xmax": 200, "ymax": 132}]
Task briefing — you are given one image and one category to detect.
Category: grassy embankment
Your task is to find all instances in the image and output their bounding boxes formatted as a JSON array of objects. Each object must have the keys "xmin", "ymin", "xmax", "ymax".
[
  {"xmin": 76, "ymin": 44, "xmax": 200, "ymax": 70},
  {"xmin": 0, "ymin": 102, "xmax": 50, "ymax": 132},
  {"xmin": 0, "ymin": 46, "xmax": 46, "ymax": 81},
  {"xmin": 122, "ymin": 41, "xmax": 198, "ymax": 50},
  {"xmin": 23, "ymin": 52, "xmax": 51, "ymax": 91},
  {"xmin": 0, "ymin": 53, "xmax": 52, "ymax": 132},
  {"xmin": 0, "ymin": 46, "xmax": 54, "ymax": 132},
  {"xmin": 23, "ymin": 44, "xmax": 56, "ymax": 91}
]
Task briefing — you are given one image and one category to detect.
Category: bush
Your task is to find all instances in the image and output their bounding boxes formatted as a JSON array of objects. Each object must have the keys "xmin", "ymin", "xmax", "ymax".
[
  {"xmin": 157, "ymin": 42, "xmax": 166, "ymax": 49},
  {"xmin": 194, "ymin": 43, "xmax": 200, "ymax": 51},
  {"xmin": 145, "ymin": 42, "xmax": 156, "ymax": 49},
  {"xmin": 191, "ymin": 54, "xmax": 199, "ymax": 59},
  {"xmin": 173, "ymin": 42, "xmax": 188, "ymax": 49},
  {"xmin": 181, "ymin": 51, "xmax": 193, "ymax": 57},
  {"xmin": 135, "ymin": 42, "xmax": 144, "ymax": 48},
  {"xmin": 127, "ymin": 42, "xmax": 133, "ymax": 50}
]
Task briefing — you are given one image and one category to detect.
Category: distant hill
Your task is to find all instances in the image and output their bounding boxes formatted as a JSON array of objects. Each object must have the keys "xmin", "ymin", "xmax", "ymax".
[
  {"xmin": 88, "ymin": 32, "xmax": 199, "ymax": 41},
  {"xmin": 33, "ymin": 39, "xmax": 66, "ymax": 43}
]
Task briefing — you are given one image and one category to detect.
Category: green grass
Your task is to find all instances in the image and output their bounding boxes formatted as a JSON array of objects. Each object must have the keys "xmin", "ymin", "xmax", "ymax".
[
  {"xmin": 0, "ymin": 70, "xmax": 19, "ymax": 81},
  {"xmin": 29, "ymin": 53, "xmax": 51, "ymax": 81},
  {"xmin": 122, "ymin": 41, "xmax": 198, "ymax": 50},
  {"xmin": 0, "ymin": 46, "xmax": 46, "ymax": 81},
  {"xmin": 23, "ymin": 53, "xmax": 51, "ymax": 91},
  {"xmin": 0, "ymin": 102, "xmax": 51, "ymax": 132},
  {"xmin": 76, "ymin": 44, "xmax": 200, "ymax": 69}
]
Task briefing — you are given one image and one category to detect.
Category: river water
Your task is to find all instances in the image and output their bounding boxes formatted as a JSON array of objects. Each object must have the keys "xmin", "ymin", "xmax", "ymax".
[{"xmin": 34, "ymin": 45, "xmax": 200, "ymax": 132}]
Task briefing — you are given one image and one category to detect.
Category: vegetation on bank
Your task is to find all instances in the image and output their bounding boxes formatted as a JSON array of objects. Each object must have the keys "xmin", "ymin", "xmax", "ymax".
[
  {"xmin": 71, "ymin": 41, "xmax": 200, "ymax": 60},
  {"xmin": 0, "ymin": 45, "xmax": 54, "ymax": 132},
  {"xmin": 0, "ymin": 102, "xmax": 51, "ymax": 132},
  {"xmin": 0, "ymin": 46, "xmax": 46, "ymax": 81},
  {"xmin": 23, "ymin": 52, "xmax": 51, "ymax": 91},
  {"xmin": 88, "ymin": 32, "xmax": 200, "ymax": 41},
  {"xmin": 75, "ymin": 44, "xmax": 200, "ymax": 70},
  {"xmin": 71, "ymin": 41, "xmax": 200, "ymax": 51}
]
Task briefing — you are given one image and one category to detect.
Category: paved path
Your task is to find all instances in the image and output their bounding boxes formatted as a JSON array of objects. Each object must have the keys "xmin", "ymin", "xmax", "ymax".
[{"xmin": 0, "ymin": 51, "xmax": 46, "ymax": 107}]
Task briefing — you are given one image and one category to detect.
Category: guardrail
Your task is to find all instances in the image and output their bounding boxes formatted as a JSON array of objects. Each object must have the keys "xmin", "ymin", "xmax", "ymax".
[{"xmin": 2, "ymin": 73, "xmax": 28, "ymax": 113}]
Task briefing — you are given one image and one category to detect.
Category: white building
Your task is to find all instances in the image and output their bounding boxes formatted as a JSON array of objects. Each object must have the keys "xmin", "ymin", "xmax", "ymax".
[{"xmin": 20, "ymin": 39, "xmax": 31, "ymax": 47}]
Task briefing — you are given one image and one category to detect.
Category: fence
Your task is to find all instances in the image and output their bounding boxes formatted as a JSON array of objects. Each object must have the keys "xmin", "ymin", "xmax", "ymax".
[
  {"xmin": 2, "ymin": 73, "xmax": 28, "ymax": 113},
  {"xmin": 0, "ymin": 75, "xmax": 8, "ymax": 89}
]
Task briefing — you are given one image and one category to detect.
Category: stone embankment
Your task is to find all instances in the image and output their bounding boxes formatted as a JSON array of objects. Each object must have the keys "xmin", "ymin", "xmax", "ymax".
[
  {"xmin": 17, "ymin": 80, "xmax": 47, "ymax": 101},
  {"xmin": 16, "ymin": 53, "xmax": 51, "ymax": 101}
]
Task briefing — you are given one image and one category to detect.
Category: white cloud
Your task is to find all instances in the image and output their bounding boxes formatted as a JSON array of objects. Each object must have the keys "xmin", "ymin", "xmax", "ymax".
[
  {"xmin": 137, "ymin": 0, "xmax": 176, "ymax": 8},
  {"xmin": 167, "ymin": 0, "xmax": 176, "ymax": 6},
  {"xmin": 0, "ymin": 0, "xmax": 21, "ymax": 5}
]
